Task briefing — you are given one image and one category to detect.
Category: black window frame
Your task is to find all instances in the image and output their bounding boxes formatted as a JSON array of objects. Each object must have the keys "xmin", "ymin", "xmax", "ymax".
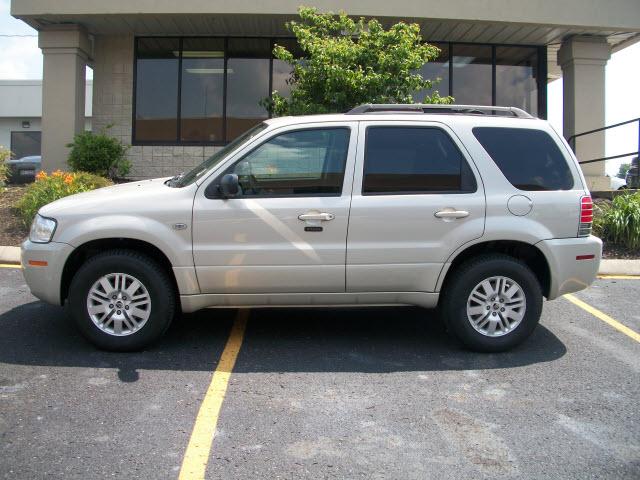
[
  {"xmin": 207, "ymin": 126, "xmax": 353, "ymax": 199},
  {"xmin": 362, "ymin": 125, "xmax": 478, "ymax": 196},
  {"xmin": 132, "ymin": 37, "xmax": 547, "ymax": 146}
]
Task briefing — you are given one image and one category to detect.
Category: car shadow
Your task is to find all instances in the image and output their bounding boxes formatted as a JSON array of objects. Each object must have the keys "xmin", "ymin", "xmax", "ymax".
[{"xmin": 0, "ymin": 301, "xmax": 567, "ymax": 380}]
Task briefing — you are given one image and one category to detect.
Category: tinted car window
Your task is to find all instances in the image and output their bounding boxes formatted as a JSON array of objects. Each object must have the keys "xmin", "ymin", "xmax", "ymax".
[
  {"xmin": 473, "ymin": 127, "xmax": 573, "ymax": 191},
  {"xmin": 228, "ymin": 128, "xmax": 350, "ymax": 197},
  {"xmin": 363, "ymin": 127, "xmax": 476, "ymax": 194}
]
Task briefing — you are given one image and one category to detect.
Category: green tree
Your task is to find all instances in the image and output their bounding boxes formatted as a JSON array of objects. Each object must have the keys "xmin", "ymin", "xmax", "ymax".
[
  {"xmin": 617, "ymin": 163, "xmax": 631, "ymax": 179},
  {"xmin": 264, "ymin": 6, "xmax": 452, "ymax": 116}
]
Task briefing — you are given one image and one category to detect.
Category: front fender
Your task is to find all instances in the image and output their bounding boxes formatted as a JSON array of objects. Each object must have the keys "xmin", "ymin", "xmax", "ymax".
[{"xmin": 53, "ymin": 215, "xmax": 193, "ymax": 267}]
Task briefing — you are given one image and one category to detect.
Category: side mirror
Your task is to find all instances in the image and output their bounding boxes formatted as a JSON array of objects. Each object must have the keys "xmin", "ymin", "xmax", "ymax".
[{"xmin": 219, "ymin": 173, "xmax": 240, "ymax": 198}]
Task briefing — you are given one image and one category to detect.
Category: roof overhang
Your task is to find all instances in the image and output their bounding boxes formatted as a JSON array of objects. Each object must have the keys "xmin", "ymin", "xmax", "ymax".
[{"xmin": 11, "ymin": 0, "xmax": 640, "ymax": 82}]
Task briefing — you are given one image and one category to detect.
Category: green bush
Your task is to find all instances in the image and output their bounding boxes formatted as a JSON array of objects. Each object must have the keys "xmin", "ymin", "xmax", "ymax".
[
  {"xmin": 0, "ymin": 146, "xmax": 10, "ymax": 188},
  {"xmin": 66, "ymin": 128, "xmax": 130, "ymax": 180},
  {"xmin": 593, "ymin": 192, "xmax": 640, "ymax": 250},
  {"xmin": 15, "ymin": 170, "xmax": 112, "ymax": 226}
]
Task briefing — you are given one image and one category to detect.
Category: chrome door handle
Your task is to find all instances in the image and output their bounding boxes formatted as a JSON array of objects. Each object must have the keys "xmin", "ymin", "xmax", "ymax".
[
  {"xmin": 298, "ymin": 212, "xmax": 335, "ymax": 222},
  {"xmin": 434, "ymin": 209, "xmax": 470, "ymax": 219}
]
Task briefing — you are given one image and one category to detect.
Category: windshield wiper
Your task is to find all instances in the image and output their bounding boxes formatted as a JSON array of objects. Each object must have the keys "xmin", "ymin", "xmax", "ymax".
[{"xmin": 166, "ymin": 172, "xmax": 185, "ymax": 187}]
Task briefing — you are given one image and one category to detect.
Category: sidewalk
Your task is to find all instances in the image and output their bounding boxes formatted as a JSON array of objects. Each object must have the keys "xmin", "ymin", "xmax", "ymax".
[{"xmin": 2, "ymin": 244, "xmax": 639, "ymax": 274}]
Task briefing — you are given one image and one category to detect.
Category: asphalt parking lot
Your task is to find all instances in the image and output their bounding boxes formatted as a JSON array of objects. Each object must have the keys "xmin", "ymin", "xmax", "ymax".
[{"xmin": 0, "ymin": 266, "xmax": 639, "ymax": 479}]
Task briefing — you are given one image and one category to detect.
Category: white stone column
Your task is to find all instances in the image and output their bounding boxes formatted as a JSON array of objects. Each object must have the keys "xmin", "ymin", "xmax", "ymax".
[
  {"xmin": 558, "ymin": 36, "xmax": 611, "ymax": 191},
  {"xmin": 38, "ymin": 25, "xmax": 91, "ymax": 172}
]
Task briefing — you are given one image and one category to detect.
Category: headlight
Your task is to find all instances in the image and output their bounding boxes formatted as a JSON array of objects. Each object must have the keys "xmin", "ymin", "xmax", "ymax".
[{"xmin": 29, "ymin": 214, "xmax": 57, "ymax": 243}]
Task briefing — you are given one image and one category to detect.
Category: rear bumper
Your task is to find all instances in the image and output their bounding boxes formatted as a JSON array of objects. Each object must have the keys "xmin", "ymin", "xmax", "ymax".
[
  {"xmin": 536, "ymin": 235, "xmax": 602, "ymax": 300},
  {"xmin": 21, "ymin": 240, "xmax": 74, "ymax": 305}
]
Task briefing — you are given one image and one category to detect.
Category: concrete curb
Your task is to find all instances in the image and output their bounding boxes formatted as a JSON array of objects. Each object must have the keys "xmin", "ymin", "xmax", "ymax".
[
  {"xmin": 1, "ymin": 245, "xmax": 639, "ymax": 275},
  {"xmin": 0, "ymin": 246, "xmax": 20, "ymax": 265},
  {"xmin": 598, "ymin": 259, "xmax": 640, "ymax": 276}
]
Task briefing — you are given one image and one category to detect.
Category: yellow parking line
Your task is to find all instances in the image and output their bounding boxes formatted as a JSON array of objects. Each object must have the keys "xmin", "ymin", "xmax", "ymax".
[
  {"xmin": 597, "ymin": 275, "xmax": 640, "ymax": 280},
  {"xmin": 564, "ymin": 294, "xmax": 640, "ymax": 343},
  {"xmin": 0, "ymin": 264, "xmax": 21, "ymax": 269},
  {"xmin": 178, "ymin": 309, "xmax": 249, "ymax": 480}
]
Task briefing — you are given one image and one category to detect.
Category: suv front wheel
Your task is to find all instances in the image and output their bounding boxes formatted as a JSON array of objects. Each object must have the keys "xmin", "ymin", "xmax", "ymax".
[
  {"xmin": 67, "ymin": 250, "xmax": 176, "ymax": 351},
  {"xmin": 441, "ymin": 254, "xmax": 543, "ymax": 352}
]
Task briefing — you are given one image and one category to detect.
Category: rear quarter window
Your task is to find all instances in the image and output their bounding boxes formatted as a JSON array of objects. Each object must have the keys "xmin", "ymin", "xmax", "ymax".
[{"xmin": 472, "ymin": 127, "xmax": 574, "ymax": 191}]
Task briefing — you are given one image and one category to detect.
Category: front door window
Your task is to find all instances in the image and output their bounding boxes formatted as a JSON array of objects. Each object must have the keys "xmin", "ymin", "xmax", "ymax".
[{"xmin": 228, "ymin": 128, "xmax": 351, "ymax": 197}]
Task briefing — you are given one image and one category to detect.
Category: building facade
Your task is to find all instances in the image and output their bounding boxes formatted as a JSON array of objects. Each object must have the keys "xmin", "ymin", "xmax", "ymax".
[
  {"xmin": 11, "ymin": 0, "xmax": 640, "ymax": 189},
  {"xmin": 0, "ymin": 80, "xmax": 92, "ymax": 159}
]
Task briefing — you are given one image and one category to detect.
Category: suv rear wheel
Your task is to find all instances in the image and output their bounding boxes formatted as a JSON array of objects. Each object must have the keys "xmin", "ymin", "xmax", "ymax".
[
  {"xmin": 67, "ymin": 250, "xmax": 175, "ymax": 351},
  {"xmin": 441, "ymin": 254, "xmax": 542, "ymax": 352}
]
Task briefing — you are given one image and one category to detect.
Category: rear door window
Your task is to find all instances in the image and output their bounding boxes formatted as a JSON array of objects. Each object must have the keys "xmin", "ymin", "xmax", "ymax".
[
  {"xmin": 472, "ymin": 127, "xmax": 573, "ymax": 191},
  {"xmin": 363, "ymin": 126, "xmax": 477, "ymax": 194}
]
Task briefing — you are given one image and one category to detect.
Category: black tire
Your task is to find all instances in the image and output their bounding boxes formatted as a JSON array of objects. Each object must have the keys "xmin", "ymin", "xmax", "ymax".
[
  {"xmin": 440, "ymin": 254, "xmax": 542, "ymax": 352},
  {"xmin": 67, "ymin": 249, "xmax": 175, "ymax": 351}
]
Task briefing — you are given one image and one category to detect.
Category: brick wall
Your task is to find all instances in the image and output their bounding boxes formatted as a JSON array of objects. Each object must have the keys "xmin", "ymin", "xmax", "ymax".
[{"xmin": 92, "ymin": 35, "xmax": 221, "ymax": 179}]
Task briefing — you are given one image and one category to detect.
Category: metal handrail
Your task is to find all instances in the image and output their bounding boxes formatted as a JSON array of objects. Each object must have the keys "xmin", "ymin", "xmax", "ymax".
[
  {"xmin": 346, "ymin": 103, "xmax": 534, "ymax": 119},
  {"xmin": 568, "ymin": 117, "xmax": 640, "ymax": 165}
]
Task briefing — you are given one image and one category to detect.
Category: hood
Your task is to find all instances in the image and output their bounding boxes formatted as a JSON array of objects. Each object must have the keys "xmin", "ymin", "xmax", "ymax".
[{"xmin": 39, "ymin": 177, "xmax": 188, "ymax": 217}]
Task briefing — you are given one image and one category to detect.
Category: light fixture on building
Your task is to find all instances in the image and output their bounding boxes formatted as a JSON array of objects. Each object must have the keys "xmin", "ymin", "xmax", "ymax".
[{"xmin": 22, "ymin": 120, "xmax": 30, "ymax": 129}]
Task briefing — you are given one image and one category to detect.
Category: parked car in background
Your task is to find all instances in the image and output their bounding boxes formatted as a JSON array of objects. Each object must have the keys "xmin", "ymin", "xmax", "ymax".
[
  {"xmin": 21, "ymin": 104, "xmax": 601, "ymax": 353},
  {"xmin": 6, "ymin": 155, "xmax": 41, "ymax": 183},
  {"xmin": 608, "ymin": 174, "xmax": 627, "ymax": 190},
  {"xmin": 626, "ymin": 157, "xmax": 639, "ymax": 189}
]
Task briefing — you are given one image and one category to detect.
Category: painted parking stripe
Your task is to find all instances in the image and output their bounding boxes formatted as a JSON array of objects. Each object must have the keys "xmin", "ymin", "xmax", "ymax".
[
  {"xmin": 0, "ymin": 264, "xmax": 21, "ymax": 269},
  {"xmin": 597, "ymin": 275, "xmax": 640, "ymax": 280},
  {"xmin": 178, "ymin": 309, "xmax": 249, "ymax": 480},
  {"xmin": 564, "ymin": 294, "xmax": 640, "ymax": 343}
]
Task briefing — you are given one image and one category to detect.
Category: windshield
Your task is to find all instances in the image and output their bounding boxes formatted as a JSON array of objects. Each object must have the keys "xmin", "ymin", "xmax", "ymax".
[{"xmin": 173, "ymin": 123, "xmax": 268, "ymax": 187}]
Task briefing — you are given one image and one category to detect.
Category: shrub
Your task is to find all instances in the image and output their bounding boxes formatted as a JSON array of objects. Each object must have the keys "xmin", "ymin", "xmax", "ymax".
[
  {"xmin": 66, "ymin": 128, "xmax": 130, "ymax": 180},
  {"xmin": 0, "ymin": 146, "xmax": 10, "ymax": 188},
  {"xmin": 593, "ymin": 192, "xmax": 640, "ymax": 250},
  {"xmin": 15, "ymin": 170, "xmax": 112, "ymax": 226}
]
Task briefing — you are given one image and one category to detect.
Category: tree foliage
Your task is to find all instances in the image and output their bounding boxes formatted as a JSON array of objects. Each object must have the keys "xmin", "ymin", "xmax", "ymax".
[
  {"xmin": 264, "ymin": 7, "xmax": 452, "ymax": 116},
  {"xmin": 617, "ymin": 163, "xmax": 630, "ymax": 179}
]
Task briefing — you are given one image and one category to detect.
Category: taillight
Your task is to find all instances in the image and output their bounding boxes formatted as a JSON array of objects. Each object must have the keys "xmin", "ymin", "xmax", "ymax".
[{"xmin": 578, "ymin": 195, "xmax": 593, "ymax": 237}]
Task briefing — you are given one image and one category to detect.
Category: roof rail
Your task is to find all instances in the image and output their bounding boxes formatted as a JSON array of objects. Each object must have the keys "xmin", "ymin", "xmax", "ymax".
[{"xmin": 346, "ymin": 104, "xmax": 534, "ymax": 119}]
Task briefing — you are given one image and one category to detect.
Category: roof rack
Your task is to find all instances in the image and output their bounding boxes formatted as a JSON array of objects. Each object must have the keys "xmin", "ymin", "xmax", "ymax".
[{"xmin": 346, "ymin": 104, "xmax": 534, "ymax": 119}]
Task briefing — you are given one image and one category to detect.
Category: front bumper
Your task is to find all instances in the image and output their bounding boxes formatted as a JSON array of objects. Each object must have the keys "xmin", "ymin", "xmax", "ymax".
[
  {"xmin": 21, "ymin": 240, "xmax": 74, "ymax": 305},
  {"xmin": 536, "ymin": 235, "xmax": 602, "ymax": 300}
]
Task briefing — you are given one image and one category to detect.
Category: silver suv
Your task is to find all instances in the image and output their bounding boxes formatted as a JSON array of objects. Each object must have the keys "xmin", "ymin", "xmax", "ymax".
[{"xmin": 21, "ymin": 104, "xmax": 602, "ymax": 352}]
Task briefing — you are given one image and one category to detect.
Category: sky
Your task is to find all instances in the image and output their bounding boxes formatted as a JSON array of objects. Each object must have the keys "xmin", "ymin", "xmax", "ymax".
[{"xmin": 0, "ymin": 0, "xmax": 637, "ymax": 175}]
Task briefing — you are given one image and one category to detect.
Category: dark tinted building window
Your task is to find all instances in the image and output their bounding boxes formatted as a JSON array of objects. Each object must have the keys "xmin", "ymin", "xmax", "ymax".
[
  {"xmin": 133, "ymin": 38, "xmax": 545, "ymax": 145},
  {"xmin": 135, "ymin": 38, "xmax": 180, "ymax": 142},
  {"xmin": 180, "ymin": 38, "xmax": 225, "ymax": 142},
  {"xmin": 226, "ymin": 39, "xmax": 270, "ymax": 140},
  {"xmin": 272, "ymin": 39, "xmax": 304, "ymax": 99},
  {"xmin": 363, "ymin": 127, "xmax": 476, "ymax": 194},
  {"xmin": 473, "ymin": 127, "xmax": 573, "ymax": 191},
  {"xmin": 452, "ymin": 44, "xmax": 492, "ymax": 106},
  {"xmin": 413, "ymin": 43, "xmax": 449, "ymax": 102},
  {"xmin": 495, "ymin": 47, "xmax": 539, "ymax": 116},
  {"xmin": 11, "ymin": 131, "xmax": 41, "ymax": 159},
  {"xmin": 229, "ymin": 128, "xmax": 350, "ymax": 197}
]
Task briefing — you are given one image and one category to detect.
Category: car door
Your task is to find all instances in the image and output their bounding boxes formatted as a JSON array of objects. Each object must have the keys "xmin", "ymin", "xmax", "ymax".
[
  {"xmin": 346, "ymin": 121, "xmax": 485, "ymax": 293},
  {"xmin": 192, "ymin": 122, "xmax": 358, "ymax": 294}
]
